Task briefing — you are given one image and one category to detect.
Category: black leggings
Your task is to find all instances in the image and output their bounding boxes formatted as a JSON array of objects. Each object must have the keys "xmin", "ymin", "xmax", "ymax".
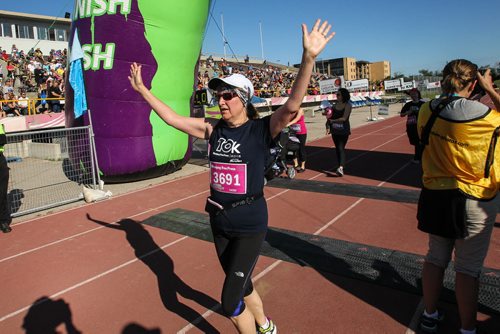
[
  {"xmin": 332, "ymin": 134, "xmax": 349, "ymax": 167},
  {"xmin": 296, "ymin": 133, "xmax": 307, "ymax": 163},
  {"xmin": 210, "ymin": 226, "xmax": 266, "ymax": 317}
]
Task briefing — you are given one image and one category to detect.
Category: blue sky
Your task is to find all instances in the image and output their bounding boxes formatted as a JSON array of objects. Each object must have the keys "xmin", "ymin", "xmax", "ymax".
[{"xmin": 2, "ymin": 0, "xmax": 499, "ymax": 75}]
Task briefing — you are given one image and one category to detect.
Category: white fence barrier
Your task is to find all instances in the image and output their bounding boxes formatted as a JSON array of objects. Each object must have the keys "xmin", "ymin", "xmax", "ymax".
[{"xmin": 5, "ymin": 126, "xmax": 97, "ymax": 217}]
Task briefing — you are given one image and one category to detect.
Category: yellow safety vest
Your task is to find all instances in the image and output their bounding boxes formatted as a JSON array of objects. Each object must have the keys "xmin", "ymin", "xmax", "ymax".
[
  {"xmin": 0, "ymin": 124, "xmax": 5, "ymax": 153},
  {"xmin": 418, "ymin": 99, "xmax": 500, "ymax": 199}
]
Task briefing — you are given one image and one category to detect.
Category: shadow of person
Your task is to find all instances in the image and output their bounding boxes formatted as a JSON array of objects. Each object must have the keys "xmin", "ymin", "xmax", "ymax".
[
  {"xmin": 22, "ymin": 296, "xmax": 81, "ymax": 334},
  {"xmin": 122, "ymin": 322, "xmax": 161, "ymax": 334},
  {"xmin": 264, "ymin": 228, "xmax": 430, "ymax": 329},
  {"xmin": 87, "ymin": 214, "xmax": 220, "ymax": 333},
  {"xmin": 7, "ymin": 188, "xmax": 24, "ymax": 214},
  {"xmin": 304, "ymin": 145, "xmax": 423, "ymax": 188}
]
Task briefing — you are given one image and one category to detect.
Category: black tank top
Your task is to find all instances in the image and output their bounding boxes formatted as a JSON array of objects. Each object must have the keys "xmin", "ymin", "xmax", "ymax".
[
  {"xmin": 330, "ymin": 103, "xmax": 351, "ymax": 135},
  {"xmin": 208, "ymin": 116, "xmax": 273, "ymax": 232}
]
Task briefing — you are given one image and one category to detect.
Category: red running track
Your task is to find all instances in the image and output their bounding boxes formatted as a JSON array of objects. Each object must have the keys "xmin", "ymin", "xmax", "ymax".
[{"xmin": 1, "ymin": 116, "xmax": 499, "ymax": 333}]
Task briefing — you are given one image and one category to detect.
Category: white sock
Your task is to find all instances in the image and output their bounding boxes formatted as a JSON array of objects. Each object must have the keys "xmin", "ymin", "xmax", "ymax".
[
  {"xmin": 259, "ymin": 318, "xmax": 270, "ymax": 329},
  {"xmin": 423, "ymin": 310, "xmax": 439, "ymax": 319},
  {"xmin": 459, "ymin": 329, "xmax": 476, "ymax": 334}
]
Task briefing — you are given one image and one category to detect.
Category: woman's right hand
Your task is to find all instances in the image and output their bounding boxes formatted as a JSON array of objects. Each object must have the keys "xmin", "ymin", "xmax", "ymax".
[{"xmin": 128, "ymin": 62, "xmax": 146, "ymax": 94}]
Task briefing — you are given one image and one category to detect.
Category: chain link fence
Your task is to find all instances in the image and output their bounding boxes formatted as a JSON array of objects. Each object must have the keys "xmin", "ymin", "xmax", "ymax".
[{"xmin": 5, "ymin": 126, "xmax": 97, "ymax": 217}]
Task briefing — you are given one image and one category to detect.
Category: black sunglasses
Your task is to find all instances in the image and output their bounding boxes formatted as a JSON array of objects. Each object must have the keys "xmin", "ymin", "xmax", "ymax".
[{"xmin": 216, "ymin": 91, "xmax": 238, "ymax": 101}]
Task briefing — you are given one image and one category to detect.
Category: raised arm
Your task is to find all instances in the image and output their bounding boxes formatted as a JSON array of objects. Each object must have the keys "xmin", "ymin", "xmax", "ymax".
[
  {"xmin": 270, "ymin": 19, "xmax": 335, "ymax": 138},
  {"xmin": 128, "ymin": 63, "xmax": 214, "ymax": 139},
  {"xmin": 286, "ymin": 108, "xmax": 304, "ymax": 127},
  {"xmin": 477, "ymin": 69, "xmax": 500, "ymax": 112}
]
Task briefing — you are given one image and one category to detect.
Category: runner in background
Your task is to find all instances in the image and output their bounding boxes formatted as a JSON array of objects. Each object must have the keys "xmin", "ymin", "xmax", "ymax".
[
  {"xmin": 328, "ymin": 88, "xmax": 352, "ymax": 177},
  {"xmin": 400, "ymin": 88, "xmax": 425, "ymax": 163},
  {"xmin": 287, "ymin": 108, "xmax": 308, "ymax": 172}
]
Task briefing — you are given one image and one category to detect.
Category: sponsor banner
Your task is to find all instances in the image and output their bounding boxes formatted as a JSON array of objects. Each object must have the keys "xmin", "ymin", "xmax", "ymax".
[
  {"xmin": 398, "ymin": 81, "xmax": 416, "ymax": 91},
  {"xmin": 378, "ymin": 105, "xmax": 389, "ymax": 115},
  {"xmin": 426, "ymin": 81, "xmax": 441, "ymax": 89},
  {"xmin": 319, "ymin": 76, "xmax": 344, "ymax": 94},
  {"xmin": 262, "ymin": 91, "xmax": 385, "ymax": 107},
  {"xmin": 0, "ymin": 114, "xmax": 66, "ymax": 133},
  {"xmin": 346, "ymin": 78, "xmax": 369, "ymax": 91},
  {"xmin": 384, "ymin": 79, "xmax": 402, "ymax": 90}
]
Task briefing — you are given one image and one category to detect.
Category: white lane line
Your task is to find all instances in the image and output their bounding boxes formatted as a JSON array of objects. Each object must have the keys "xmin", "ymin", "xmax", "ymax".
[
  {"xmin": 0, "ymin": 190, "xmax": 209, "ymax": 263},
  {"xmin": 310, "ymin": 133, "xmax": 407, "ymax": 181},
  {"xmin": 307, "ymin": 120, "xmax": 403, "ymax": 159},
  {"xmin": 0, "ymin": 236, "xmax": 189, "ymax": 323}
]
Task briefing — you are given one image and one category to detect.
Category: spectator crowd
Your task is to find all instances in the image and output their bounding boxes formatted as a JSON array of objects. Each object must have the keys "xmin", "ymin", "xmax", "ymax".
[
  {"xmin": 0, "ymin": 44, "xmax": 66, "ymax": 117},
  {"xmin": 1, "ymin": 45, "xmax": 333, "ymax": 118},
  {"xmin": 198, "ymin": 55, "xmax": 330, "ymax": 98}
]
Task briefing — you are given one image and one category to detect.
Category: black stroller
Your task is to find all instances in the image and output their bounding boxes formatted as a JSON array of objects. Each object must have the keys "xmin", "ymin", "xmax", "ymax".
[{"xmin": 265, "ymin": 125, "xmax": 301, "ymax": 182}]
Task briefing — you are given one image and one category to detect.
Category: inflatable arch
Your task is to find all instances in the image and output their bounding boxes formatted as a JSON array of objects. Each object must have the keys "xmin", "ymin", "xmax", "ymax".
[{"xmin": 65, "ymin": 0, "xmax": 211, "ymax": 182}]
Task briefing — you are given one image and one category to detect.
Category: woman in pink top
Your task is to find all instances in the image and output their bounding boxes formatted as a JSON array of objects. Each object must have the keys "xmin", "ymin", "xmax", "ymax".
[{"xmin": 288, "ymin": 108, "xmax": 307, "ymax": 172}]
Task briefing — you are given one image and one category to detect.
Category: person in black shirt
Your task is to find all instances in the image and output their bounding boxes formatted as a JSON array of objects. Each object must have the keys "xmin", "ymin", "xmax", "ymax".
[
  {"xmin": 400, "ymin": 88, "xmax": 425, "ymax": 162},
  {"xmin": 129, "ymin": 19, "xmax": 334, "ymax": 333},
  {"xmin": 0, "ymin": 124, "xmax": 11, "ymax": 233},
  {"xmin": 327, "ymin": 88, "xmax": 352, "ymax": 176}
]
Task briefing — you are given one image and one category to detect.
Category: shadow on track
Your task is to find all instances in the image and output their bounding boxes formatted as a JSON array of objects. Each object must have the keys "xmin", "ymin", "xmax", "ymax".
[
  {"xmin": 121, "ymin": 322, "xmax": 161, "ymax": 334},
  {"xmin": 305, "ymin": 146, "xmax": 423, "ymax": 188},
  {"xmin": 22, "ymin": 296, "xmax": 81, "ymax": 334},
  {"xmin": 265, "ymin": 228, "xmax": 500, "ymax": 333},
  {"xmin": 87, "ymin": 214, "xmax": 221, "ymax": 334}
]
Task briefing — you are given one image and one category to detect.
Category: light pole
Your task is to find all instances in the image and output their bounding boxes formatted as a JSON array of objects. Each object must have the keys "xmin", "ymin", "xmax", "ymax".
[
  {"xmin": 259, "ymin": 21, "xmax": 264, "ymax": 61},
  {"xmin": 221, "ymin": 13, "xmax": 227, "ymax": 59}
]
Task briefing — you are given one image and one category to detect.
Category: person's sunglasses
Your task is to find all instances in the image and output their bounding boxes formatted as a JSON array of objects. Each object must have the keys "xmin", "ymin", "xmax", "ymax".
[{"xmin": 216, "ymin": 90, "xmax": 238, "ymax": 101}]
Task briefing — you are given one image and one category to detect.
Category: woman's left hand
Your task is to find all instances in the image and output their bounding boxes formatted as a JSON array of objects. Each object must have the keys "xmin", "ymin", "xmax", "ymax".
[
  {"xmin": 477, "ymin": 68, "xmax": 495, "ymax": 93},
  {"xmin": 302, "ymin": 19, "xmax": 335, "ymax": 60}
]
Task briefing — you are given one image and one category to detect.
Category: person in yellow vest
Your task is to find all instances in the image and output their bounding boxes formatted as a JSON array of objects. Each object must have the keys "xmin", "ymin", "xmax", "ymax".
[
  {"xmin": 416, "ymin": 59, "xmax": 500, "ymax": 334},
  {"xmin": 0, "ymin": 123, "xmax": 12, "ymax": 233}
]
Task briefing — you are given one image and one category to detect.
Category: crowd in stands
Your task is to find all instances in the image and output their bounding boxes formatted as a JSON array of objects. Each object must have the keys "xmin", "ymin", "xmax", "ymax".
[
  {"xmin": 0, "ymin": 44, "xmax": 66, "ymax": 117},
  {"xmin": 0, "ymin": 45, "xmax": 331, "ymax": 118},
  {"xmin": 198, "ymin": 56, "xmax": 331, "ymax": 98}
]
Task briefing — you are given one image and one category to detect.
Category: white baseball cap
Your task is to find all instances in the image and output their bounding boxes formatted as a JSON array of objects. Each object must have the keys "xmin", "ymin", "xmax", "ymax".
[{"xmin": 208, "ymin": 73, "xmax": 254, "ymax": 100}]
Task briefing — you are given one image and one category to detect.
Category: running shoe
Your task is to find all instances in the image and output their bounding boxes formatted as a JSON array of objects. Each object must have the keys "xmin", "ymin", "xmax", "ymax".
[
  {"xmin": 336, "ymin": 166, "xmax": 344, "ymax": 177},
  {"xmin": 257, "ymin": 317, "xmax": 277, "ymax": 334},
  {"xmin": 419, "ymin": 310, "xmax": 444, "ymax": 333}
]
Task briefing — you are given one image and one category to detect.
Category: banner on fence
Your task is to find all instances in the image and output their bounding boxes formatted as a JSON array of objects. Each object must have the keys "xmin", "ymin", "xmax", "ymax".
[{"xmin": 319, "ymin": 76, "xmax": 344, "ymax": 94}]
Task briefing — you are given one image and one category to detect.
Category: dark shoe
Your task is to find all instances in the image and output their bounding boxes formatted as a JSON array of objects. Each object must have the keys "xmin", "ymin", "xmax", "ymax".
[
  {"xmin": 297, "ymin": 167, "xmax": 305, "ymax": 173},
  {"xmin": 1, "ymin": 223, "xmax": 12, "ymax": 233},
  {"xmin": 420, "ymin": 311, "xmax": 444, "ymax": 333}
]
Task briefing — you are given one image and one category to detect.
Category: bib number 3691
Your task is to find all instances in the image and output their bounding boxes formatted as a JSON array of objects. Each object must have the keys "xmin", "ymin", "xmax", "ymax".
[{"xmin": 210, "ymin": 162, "xmax": 247, "ymax": 194}]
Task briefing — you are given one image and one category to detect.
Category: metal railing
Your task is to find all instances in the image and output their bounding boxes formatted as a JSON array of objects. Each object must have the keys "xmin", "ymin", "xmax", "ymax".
[
  {"xmin": 1, "ymin": 97, "xmax": 65, "ymax": 116},
  {"xmin": 5, "ymin": 126, "xmax": 97, "ymax": 217}
]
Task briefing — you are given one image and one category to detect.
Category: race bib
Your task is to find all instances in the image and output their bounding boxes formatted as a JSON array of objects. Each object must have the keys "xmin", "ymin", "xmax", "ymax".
[
  {"xmin": 407, "ymin": 115, "xmax": 417, "ymax": 125},
  {"xmin": 210, "ymin": 162, "xmax": 247, "ymax": 194},
  {"xmin": 331, "ymin": 123, "xmax": 344, "ymax": 129}
]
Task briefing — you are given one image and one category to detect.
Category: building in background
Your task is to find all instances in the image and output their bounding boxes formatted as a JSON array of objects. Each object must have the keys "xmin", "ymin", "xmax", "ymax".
[
  {"xmin": 356, "ymin": 60, "xmax": 370, "ymax": 80},
  {"xmin": 370, "ymin": 61, "xmax": 391, "ymax": 84},
  {"xmin": 0, "ymin": 10, "xmax": 70, "ymax": 55},
  {"xmin": 297, "ymin": 57, "xmax": 391, "ymax": 85}
]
